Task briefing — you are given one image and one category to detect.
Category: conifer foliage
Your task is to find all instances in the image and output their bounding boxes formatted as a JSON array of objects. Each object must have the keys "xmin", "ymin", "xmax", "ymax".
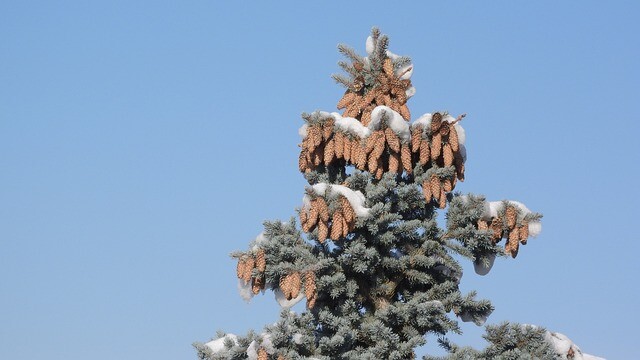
[{"xmin": 194, "ymin": 29, "xmax": 596, "ymax": 360}]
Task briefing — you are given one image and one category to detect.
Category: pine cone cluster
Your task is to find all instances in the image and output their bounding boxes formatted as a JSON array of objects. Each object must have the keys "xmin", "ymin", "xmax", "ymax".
[
  {"xmin": 236, "ymin": 249, "xmax": 267, "ymax": 294},
  {"xmin": 300, "ymin": 196, "xmax": 357, "ymax": 242},
  {"xmin": 338, "ymin": 58, "xmax": 412, "ymax": 125},
  {"xmin": 476, "ymin": 204, "xmax": 531, "ymax": 258},
  {"xmin": 412, "ymin": 112, "xmax": 465, "ymax": 180},
  {"xmin": 298, "ymin": 118, "xmax": 335, "ymax": 173}
]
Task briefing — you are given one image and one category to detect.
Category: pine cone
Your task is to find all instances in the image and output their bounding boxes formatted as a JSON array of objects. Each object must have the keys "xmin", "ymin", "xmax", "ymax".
[
  {"xmin": 431, "ymin": 132, "xmax": 442, "ymax": 161},
  {"xmin": 312, "ymin": 147, "xmax": 323, "ymax": 166},
  {"xmin": 356, "ymin": 142, "xmax": 368, "ymax": 169},
  {"xmin": 323, "ymin": 119, "xmax": 334, "ymax": 140},
  {"xmin": 341, "ymin": 197, "xmax": 356, "ymax": 224},
  {"xmin": 449, "ymin": 125, "xmax": 460, "ymax": 152},
  {"xmin": 477, "ymin": 219, "xmax": 489, "ymax": 231},
  {"xmin": 389, "ymin": 150, "xmax": 401, "ymax": 173},
  {"xmin": 323, "ymin": 138, "xmax": 335, "ymax": 165},
  {"xmin": 298, "ymin": 151, "xmax": 309, "ymax": 173},
  {"xmin": 519, "ymin": 221, "xmax": 529, "ymax": 244},
  {"xmin": 443, "ymin": 177, "xmax": 452, "ymax": 192},
  {"xmin": 281, "ymin": 272, "xmax": 301, "ymax": 300},
  {"xmin": 454, "ymin": 152, "xmax": 465, "ymax": 181},
  {"xmin": 330, "ymin": 212, "xmax": 344, "ymax": 240},
  {"xmin": 307, "ymin": 201, "xmax": 319, "ymax": 231},
  {"xmin": 289, "ymin": 272, "xmax": 301, "ymax": 299},
  {"xmin": 490, "ymin": 217, "xmax": 503, "ymax": 243},
  {"xmin": 385, "ymin": 127, "xmax": 400, "ymax": 153},
  {"xmin": 309, "ymin": 126, "xmax": 322, "ymax": 149},
  {"xmin": 337, "ymin": 91, "xmax": 356, "ymax": 109},
  {"xmin": 429, "ymin": 175, "xmax": 441, "ymax": 202},
  {"xmin": 242, "ymin": 256, "xmax": 255, "ymax": 285},
  {"xmin": 401, "ymin": 144, "xmax": 412, "ymax": 174},
  {"xmin": 422, "ymin": 180, "xmax": 432, "ymax": 203},
  {"xmin": 343, "ymin": 137, "xmax": 353, "ymax": 162},
  {"xmin": 316, "ymin": 198, "xmax": 329, "ymax": 222},
  {"xmin": 236, "ymin": 258, "xmax": 245, "ymax": 279},
  {"xmin": 252, "ymin": 275, "xmax": 264, "ymax": 295},
  {"xmin": 317, "ymin": 220, "xmax": 328, "ymax": 243},
  {"xmin": 334, "ymin": 131, "xmax": 344, "ymax": 159},
  {"xmin": 438, "ymin": 187, "xmax": 447, "ymax": 209},
  {"xmin": 507, "ymin": 227, "xmax": 520, "ymax": 258},
  {"xmin": 431, "ymin": 112, "xmax": 443, "ymax": 133},
  {"xmin": 257, "ymin": 348, "xmax": 268, "ymax": 360},
  {"xmin": 419, "ymin": 140, "xmax": 430, "ymax": 164},
  {"xmin": 375, "ymin": 163, "xmax": 384, "ymax": 179},
  {"xmin": 341, "ymin": 214, "xmax": 350, "ymax": 237},
  {"xmin": 365, "ymin": 130, "xmax": 381, "ymax": 154},
  {"xmin": 304, "ymin": 271, "xmax": 317, "ymax": 309},
  {"xmin": 361, "ymin": 104, "xmax": 374, "ymax": 126},
  {"xmin": 256, "ymin": 249, "xmax": 266, "ymax": 272},
  {"xmin": 399, "ymin": 104, "xmax": 411, "ymax": 121},
  {"xmin": 505, "ymin": 205, "xmax": 518, "ymax": 229},
  {"xmin": 383, "ymin": 58, "xmax": 394, "ymax": 76},
  {"xmin": 411, "ymin": 126, "xmax": 422, "ymax": 153},
  {"xmin": 367, "ymin": 153, "xmax": 379, "ymax": 173},
  {"xmin": 443, "ymin": 143, "xmax": 454, "ymax": 167},
  {"xmin": 372, "ymin": 131, "xmax": 386, "ymax": 159}
]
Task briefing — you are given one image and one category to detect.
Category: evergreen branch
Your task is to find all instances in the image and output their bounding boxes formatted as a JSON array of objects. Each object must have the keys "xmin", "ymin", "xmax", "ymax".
[{"xmin": 331, "ymin": 73, "xmax": 352, "ymax": 88}]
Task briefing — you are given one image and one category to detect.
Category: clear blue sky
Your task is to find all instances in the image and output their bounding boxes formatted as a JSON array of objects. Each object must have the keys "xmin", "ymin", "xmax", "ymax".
[{"xmin": 1, "ymin": 1, "xmax": 638, "ymax": 359}]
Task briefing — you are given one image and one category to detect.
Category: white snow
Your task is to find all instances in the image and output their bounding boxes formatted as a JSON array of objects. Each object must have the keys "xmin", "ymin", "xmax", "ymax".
[
  {"xmin": 246, "ymin": 334, "xmax": 275, "ymax": 360},
  {"xmin": 238, "ymin": 278, "xmax": 255, "ymax": 301},
  {"xmin": 274, "ymin": 288, "xmax": 305, "ymax": 308},
  {"xmin": 246, "ymin": 340, "xmax": 258, "ymax": 360},
  {"xmin": 473, "ymin": 253, "xmax": 496, "ymax": 276},
  {"xmin": 332, "ymin": 112, "xmax": 371, "ymax": 138},
  {"xmin": 369, "ymin": 106, "xmax": 411, "ymax": 142},
  {"xmin": 251, "ymin": 232, "xmax": 268, "ymax": 251},
  {"xmin": 405, "ymin": 86, "xmax": 416, "ymax": 99},
  {"xmin": 482, "ymin": 201, "xmax": 542, "ymax": 238},
  {"xmin": 304, "ymin": 183, "xmax": 371, "ymax": 219},
  {"xmin": 411, "ymin": 113, "xmax": 466, "ymax": 146},
  {"xmin": 385, "ymin": 50, "xmax": 413, "ymax": 80},
  {"xmin": 298, "ymin": 124, "xmax": 308, "ymax": 139},
  {"xmin": 366, "ymin": 36, "xmax": 374, "ymax": 55},
  {"xmin": 545, "ymin": 331, "xmax": 606, "ymax": 360},
  {"xmin": 292, "ymin": 333, "xmax": 304, "ymax": 344},
  {"xmin": 205, "ymin": 333, "xmax": 238, "ymax": 354}
]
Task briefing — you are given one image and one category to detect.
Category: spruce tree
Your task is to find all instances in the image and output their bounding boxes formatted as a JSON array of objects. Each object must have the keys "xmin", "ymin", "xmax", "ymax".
[{"xmin": 194, "ymin": 29, "xmax": 601, "ymax": 360}]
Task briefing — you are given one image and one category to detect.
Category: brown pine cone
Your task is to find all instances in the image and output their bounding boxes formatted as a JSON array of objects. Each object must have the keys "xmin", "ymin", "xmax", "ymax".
[
  {"xmin": 361, "ymin": 104, "xmax": 374, "ymax": 126},
  {"xmin": 300, "ymin": 209, "xmax": 310, "ymax": 232},
  {"xmin": 307, "ymin": 201, "xmax": 319, "ymax": 231},
  {"xmin": 411, "ymin": 126, "xmax": 422, "ymax": 153},
  {"xmin": 337, "ymin": 91, "xmax": 356, "ymax": 109},
  {"xmin": 304, "ymin": 271, "xmax": 317, "ymax": 309},
  {"xmin": 242, "ymin": 256, "xmax": 255, "ymax": 285},
  {"xmin": 431, "ymin": 132, "xmax": 442, "ymax": 161},
  {"xmin": 443, "ymin": 177, "xmax": 452, "ymax": 192},
  {"xmin": 490, "ymin": 217, "xmax": 503, "ymax": 243},
  {"xmin": 519, "ymin": 221, "xmax": 529, "ymax": 244},
  {"xmin": 388, "ymin": 151, "xmax": 401, "ymax": 173},
  {"xmin": 322, "ymin": 119, "xmax": 334, "ymax": 141},
  {"xmin": 422, "ymin": 180, "xmax": 432, "ymax": 203},
  {"xmin": 317, "ymin": 220, "xmax": 328, "ymax": 243},
  {"xmin": 277, "ymin": 355, "xmax": 287, "ymax": 360},
  {"xmin": 430, "ymin": 175, "xmax": 441, "ymax": 202},
  {"xmin": 431, "ymin": 112, "xmax": 443, "ymax": 133},
  {"xmin": 334, "ymin": 131, "xmax": 344, "ymax": 159},
  {"xmin": 385, "ymin": 127, "xmax": 400, "ymax": 153},
  {"xmin": 356, "ymin": 143, "xmax": 368, "ymax": 169},
  {"xmin": 372, "ymin": 131, "xmax": 386, "ymax": 158},
  {"xmin": 443, "ymin": 143, "xmax": 454, "ymax": 167},
  {"xmin": 505, "ymin": 205, "xmax": 518, "ymax": 229},
  {"xmin": 252, "ymin": 275, "xmax": 264, "ymax": 295},
  {"xmin": 477, "ymin": 219, "xmax": 489, "ymax": 231},
  {"xmin": 330, "ymin": 212, "xmax": 344, "ymax": 240},
  {"xmin": 309, "ymin": 126, "xmax": 322, "ymax": 149},
  {"xmin": 298, "ymin": 151, "xmax": 309, "ymax": 173},
  {"xmin": 449, "ymin": 125, "xmax": 460, "ymax": 152},
  {"xmin": 401, "ymin": 143, "xmax": 412, "ymax": 174},
  {"xmin": 367, "ymin": 153, "xmax": 379, "ymax": 173},
  {"xmin": 236, "ymin": 258, "xmax": 245, "ymax": 280},
  {"xmin": 507, "ymin": 227, "xmax": 520, "ymax": 258},
  {"xmin": 341, "ymin": 197, "xmax": 356, "ymax": 224},
  {"xmin": 383, "ymin": 58, "xmax": 394, "ymax": 76},
  {"xmin": 256, "ymin": 249, "xmax": 266, "ymax": 272},
  {"xmin": 343, "ymin": 137, "xmax": 353, "ymax": 162},
  {"xmin": 438, "ymin": 187, "xmax": 447, "ymax": 209},
  {"xmin": 316, "ymin": 198, "xmax": 329, "ymax": 223},
  {"xmin": 323, "ymin": 138, "xmax": 336, "ymax": 165},
  {"xmin": 312, "ymin": 148, "xmax": 323, "ymax": 166},
  {"xmin": 365, "ymin": 130, "xmax": 381, "ymax": 154},
  {"xmin": 257, "ymin": 348, "xmax": 268, "ymax": 360},
  {"xmin": 375, "ymin": 163, "xmax": 384, "ymax": 179},
  {"xmin": 399, "ymin": 104, "xmax": 411, "ymax": 121},
  {"xmin": 419, "ymin": 140, "xmax": 430, "ymax": 164}
]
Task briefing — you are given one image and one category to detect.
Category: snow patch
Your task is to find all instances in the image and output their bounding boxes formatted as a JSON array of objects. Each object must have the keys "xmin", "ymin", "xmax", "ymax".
[
  {"xmin": 369, "ymin": 106, "xmax": 411, "ymax": 142},
  {"xmin": 411, "ymin": 113, "xmax": 466, "ymax": 146},
  {"xmin": 298, "ymin": 124, "xmax": 308, "ymax": 139},
  {"xmin": 405, "ymin": 86, "xmax": 416, "ymax": 99},
  {"xmin": 292, "ymin": 333, "xmax": 304, "ymax": 344},
  {"xmin": 483, "ymin": 201, "xmax": 542, "ymax": 237},
  {"xmin": 459, "ymin": 311, "xmax": 488, "ymax": 326},
  {"xmin": 366, "ymin": 36, "xmax": 374, "ymax": 55},
  {"xmin": 545, "ymin": 331, "xmax": 606, "ymax": 360},
  {"xmin": 238, "ymin": 278, "xmax": 254, "ymax": 301},
  {"xmin": 304, "ymin": 183, "xmax": 371, "ymax": 219},
  {"xmin": 251, "ymin": 232, "xmax": 268, "ymax": 251},
  {"xmin": 274, "ymin": 288, "xmax": 305, "ymax": 308},
  {"xmin": 333, "ymin": 112, "xmax": 371, "ymax": 138},
  {"xmin": 205, "ymin": 334, "xmax": 238, "ymax": 354}
]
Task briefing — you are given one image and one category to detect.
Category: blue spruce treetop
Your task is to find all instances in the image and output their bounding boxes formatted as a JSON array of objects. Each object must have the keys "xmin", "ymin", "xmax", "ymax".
[{"xmin": 195, "ymin": 28, "xmax": 602, "ymax": 360}]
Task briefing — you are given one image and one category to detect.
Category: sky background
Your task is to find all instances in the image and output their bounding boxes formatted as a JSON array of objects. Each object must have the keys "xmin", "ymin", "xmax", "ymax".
[{"xmin": 1, "ymin": 1, "xmax": 638, "ymax": 359}]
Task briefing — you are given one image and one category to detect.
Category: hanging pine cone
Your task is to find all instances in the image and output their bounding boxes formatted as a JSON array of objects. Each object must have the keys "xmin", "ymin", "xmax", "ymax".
[
  {"xmin": 477, "ymin": 219, "xmax": 489, "ymax": 231},
  {"xmin": 422, "ymin": 180, "xmax": 432, "ymax": 203},
  {"xmin": 419, "ymin": 140, "xmax": 430, "ymax": 164},
  {"xmin": 519, "ymin": 221, "xmax": 529, "ymax": 244},
  {"xmin": 490, "ymin": 217, "xmax": 503, "ymax": 243},
  {"xmin": 449, "ymin": 125, "xmax": 460, "ymax": 152},
  {"xmin": 341, "ymin": 196, "xmax": 355, "ymax": 225},
  {"xmin": 317, "ymin": 220, "xmax": 328, "ymax": 243},
  {"xmin": 323, "ymin": 138, "xmax": 335, "ymax": 165},
  {"xmin": 330, "ymin": 212, "xmax": 345, "ymax": 240},
  {"xmin": 389, "ymin": 151, "xmax": 401, "ymax": 173},
  {"xmin": 443, "ymin": 143, "xmax": 454, "ymax": 167},
  {"xmin": 399, "ymin": 104, "xmax": 411, "ymax": 121},
  {"xmin": 431, "ymin": 132, "xmax": 442, "ymax": 161},
  {"xmin": 385, "ymin": 127, "xmax": 400, "ymax": 153},
  {"xmin": 506, "ymin": 227, "xmax": 520, "ymax": 258},
  {"xmin": 438, "ymin": 187, "xmax": 447, "ymax": 209},
  {"xmin": 242, "ymin": 256, "xmax": 255, "ymax": 285},
  {"xmin": 334, "ymin": 131, "xmax": 344, "ymax": 159},
  {"xmin": 256, "ymin": 249, "xmax": 266, "ymax": 272},
  {"xmin": 429, "ymin": 175, "xmax": 441, "ymax": 202},
  {"xmin": 257, "ymin": 347, "xmax": 268, "ymax": 360},
  {"xmin": 401, "ymin": 144, "xmax": 412, "ymax": 173},
  {"xmin": 505, "ymin": 205, "xmax": 518, "ymax": 229},
  {"xmin": 304, "ymin": 271, "xmax": 317, "ymax": 309},
  {"xmin": 316, "ymin": 198, "xmax": 329, "ymax": 223},
  {"xmin": 307, "ymin": 201, "xmax": 319, "ymax": 231},
  {"xmin": 298, "ymin": 151, "xmax": 308, "ymax": 173},
  {"xmin": 323, "ymin": 119, "xmax": 334, "ymax": 141},
  {"xmin": 431, "ymin": 112, "xmax": 443, "ymax": 133},
  {"xmin": 411, "ymin": 126, "xmax": 422, "ymax": 153},
  {"xmin": 252, "ymin": 275, "xmax": 264, "ymax": 295}
]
